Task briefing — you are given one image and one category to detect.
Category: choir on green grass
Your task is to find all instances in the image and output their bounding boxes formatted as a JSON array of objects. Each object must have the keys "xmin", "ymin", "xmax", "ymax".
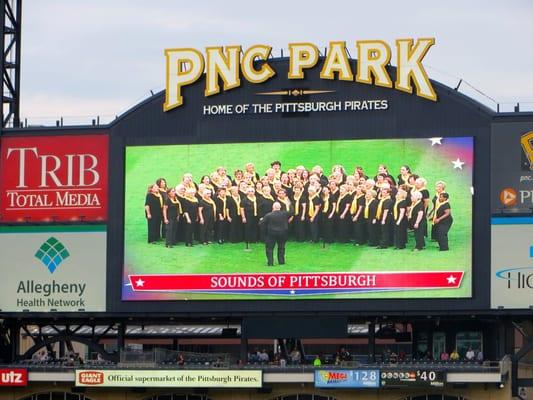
[{"xmin": 143, "ymin": 162, "xmax": 453, "ymax": 251}]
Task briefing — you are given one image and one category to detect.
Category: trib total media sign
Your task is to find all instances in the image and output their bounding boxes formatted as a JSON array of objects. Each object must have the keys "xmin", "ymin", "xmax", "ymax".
[
  {"xmin": 0, "ymin": 134, "xmax": 108, "ymax": 223},
  {"xmin": 164, "ymin": 38, "xmax": 437, "ymax": 111}
]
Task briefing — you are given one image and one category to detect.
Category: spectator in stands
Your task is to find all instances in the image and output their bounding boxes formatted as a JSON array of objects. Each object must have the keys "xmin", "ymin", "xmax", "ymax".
[
  {"xmin": 398, "ymin": 351, "xmax": 406, "ymax": 362},
  {"xmin": 248, "ymin": 348, "xmax": 260, "ymax": 364},
  {"xmin": 176, "ymin": 353, "xmax": 185, "ymax": 366},
  {"xmin": 450, "ymin": 349, "xmax": 460, "ymax": 361},
  {"xmin": 465, "ymin": 347, "xmax": 475, "ymax": 361},
  {"xmin": 339, "ymin": 347, "xmax": 351, "ymax": 361},
  {"xmin": 382, "ymin": 348, "xmax": 392, "ymax": 363},
  {"xmin": 440, "ymin": 350, "xmax": 450, "ymax": 361},
  {"xmin": 258, "ymin": 349, "xmax": 270, "ymax": 363},
  {"xmin": 476, "ymin": 349, "xmax": 483, "ymax": 362},
  {"xmin": 289, "ymin": 347, "xmax": 301, "ymax": 365},
  {"xmin": 313, "ymin": 354, "xmax": 322, "ymax": 367}
]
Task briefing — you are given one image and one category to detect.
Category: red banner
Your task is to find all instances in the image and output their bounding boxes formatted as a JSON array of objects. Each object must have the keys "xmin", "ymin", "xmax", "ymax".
[
  {"xmin": 0, "ymin": 369, "xmax": 28, "ymax": 386},
  {"xmin": 128, "ymin": 271, "xmax": 464, "ymax": 295},
  {"xmin": 0, "ymin": 134, "xmax": 108, "ymax": 223}
]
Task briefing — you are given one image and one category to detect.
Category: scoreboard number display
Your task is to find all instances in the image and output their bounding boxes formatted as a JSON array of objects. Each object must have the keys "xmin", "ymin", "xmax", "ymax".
[
  {"xmin": 314, "ymin": 369, "xmax": 379, "ymax": 388},
  {"xmin": 380, "ymin": 369, "xmax": 445, "ymax": 387}
]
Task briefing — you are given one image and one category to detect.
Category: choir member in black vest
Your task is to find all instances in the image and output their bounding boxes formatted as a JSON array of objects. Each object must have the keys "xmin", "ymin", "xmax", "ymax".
[
  {"xmin": 428, "ymin": 181, "xmax": 447, "ymax": 240},
  {"xmin": 227, "ymin": 186, "xmax": 243, "ymax": 243},
  {"xmin": 374, "ymin": 164, "xmax": 396, "ymax": 186},
  {"xmin": 363, "ymin": 190, "xmax": 379, "ymax": 246},
  {"xmin": 215, "ymin": 188, "xmax": 230, "ymax": 244},
  {"xmin": 181, "ymin": 173, "xmax": 198, "ymax": 191},
  {"xmin": 241, "ymin": 187, "xmax": 259, "ymax": 243},
  {"xmin": 350, "ymin": 185, "xmax": 366, "ymax": 245},
  {"xmin": 175, "ymin": 184, "xmax": 187, "ymax": 243},
  {"xmin": 414, "ymin": 177, "xmax": 430, "ymax": 237},
  {"xmin": 409, "ymin": 191, "xmax": 427, "ymax": 251},
  {"xmin": 280, "ymin": 173, "xmax": 293, "ymax": 199},
  {"xmin": 433, "ymin": 192, "xmax": 453, "ymax": 251},
  {"xmin": 397, "ymin": 165, "xmax": 412, "ymax": 186},
  {"xmin": 259, "ymin": 186, "xmax": 276, "ymax": 241},
  {"xmin": 335, "ymin": 184, "xmax": 352, "ymax": 243},
  {"xmin": 200, "ymin": 175, "xmax": 216, "ymax": 196},
  {"xmin": 182, "ymin": 188, "xmax": 199, "ymax": 246},
  {"xmin": 276, "ymin": 188, "xmax": 292, "ymax": 214},
  {"xmin": 156, "ymin": 178, "xmax": 168, "ymax": 239},
  {"xmin": 306, "ymin": 185, "xmax": 322, "ymax": 243},
  {"xmin": 270, "ymin": 160, "xmax": 284, "ymax": 181},
  {"xmin": 329, "ymin": 180, "xmax": 340, "ymax": 205},
  {"xmin": 291, "ymin": 184, "xmax": 307, "ymax": 242},
  {"xmin": 198, "ymin": 189, "xmax": 216, "ymax": 245},
  {"xmin": 377, "ymin": 187, "xmax": 394, "ymax": 248},
  {"xmin": 163, "ymin": 188, "xmax": 181, "ymax": 248},
  {"xmin": 311, "ymin": 165, "xmax": 329, "ymax": 187},
  {"xmin": 245, "ymin": 163, "xmax": 260, "ymax": 184},
  {"xmin": 215, "ymin": 166, "xmax": 232, "ymax": 186},
  {"xmin": 232, "ymin": 169, "xmax": 244, "ymax": 187},
  {"xmin": 393, "ymin": 188, "xmax": 408, "ymax": 249},
  {"xmin": 320, "ymin": 186, "xmax": 335, "ymax": 243},
  {"xmin": 145, "ymin": 184, "xmax": 163, "ymax": 244},
  {"xmin": 238, "ymin": 181, "xmax": 249, "ymax": 201}
]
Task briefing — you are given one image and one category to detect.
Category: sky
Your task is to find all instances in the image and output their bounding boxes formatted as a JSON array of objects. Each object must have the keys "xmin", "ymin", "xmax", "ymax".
[{"xmin": 20, "ymin": 1, "xmax": 533, "ymax": 125}]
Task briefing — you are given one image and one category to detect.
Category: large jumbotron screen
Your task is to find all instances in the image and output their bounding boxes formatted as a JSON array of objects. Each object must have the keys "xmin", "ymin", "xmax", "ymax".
[{"xmin": 122, "ymin": 136, "xmax": 473, "ymax": 300}]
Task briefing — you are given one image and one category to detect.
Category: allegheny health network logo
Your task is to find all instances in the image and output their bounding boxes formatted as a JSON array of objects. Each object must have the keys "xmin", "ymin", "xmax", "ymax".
[{"xmin": 34, "ymin": 237, "xmax": 70, "ymax": 273}]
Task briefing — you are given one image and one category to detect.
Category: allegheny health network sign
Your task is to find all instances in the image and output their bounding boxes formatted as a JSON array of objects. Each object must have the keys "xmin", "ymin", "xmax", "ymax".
[{"xmin": 0, "ymin": 225, "xmax": 106, "ymax": 312}]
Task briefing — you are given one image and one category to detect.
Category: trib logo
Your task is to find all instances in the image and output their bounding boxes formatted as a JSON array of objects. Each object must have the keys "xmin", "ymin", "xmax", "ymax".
[
  {"xmin": 6, "ymin": 147, "xmax": 100, "ymax": 188},
  {"xmin": 500, "ymin": 188, "xmax": 517, "ymax": 207},
  {"xmin": 0, "ymin": 369, "xmax": 28, "ymax": 386}
]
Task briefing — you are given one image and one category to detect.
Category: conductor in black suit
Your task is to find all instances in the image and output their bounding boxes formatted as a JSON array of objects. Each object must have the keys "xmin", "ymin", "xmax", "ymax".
[{"xmin": 259, "ymin": 202, "xmax": 290, "ymax": 266}]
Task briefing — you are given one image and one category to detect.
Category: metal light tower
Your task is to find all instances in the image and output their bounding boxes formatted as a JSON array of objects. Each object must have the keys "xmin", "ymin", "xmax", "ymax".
[{"xmin": 1, "ymin": 0, "xmax": 21, "ymax": 128}]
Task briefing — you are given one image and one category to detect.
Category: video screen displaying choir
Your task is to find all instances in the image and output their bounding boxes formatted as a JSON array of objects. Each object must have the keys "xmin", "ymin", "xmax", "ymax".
[{"xmin": 144, "ymin": 162, "xmax": 453, "ymax": 252}]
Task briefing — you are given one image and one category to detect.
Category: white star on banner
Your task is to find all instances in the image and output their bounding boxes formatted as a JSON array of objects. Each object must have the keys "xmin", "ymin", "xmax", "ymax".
[
  {"xmin": 135, "ymin": 278, "xmax": 145, "ymax": 287},
  {"xmin": 452, "ymin": 158, "xmax": 465, "ymax": 169},
  {"xmin": 446, "ymin": 275, "xmax": 457, "ymax": 285},
  {"xmin": 290, "ymin": 290, "xmax": 296, "ymax": 295},
  {"xmin": 429, "ymin": 137, "xmax": 443, "ymax": 146}
]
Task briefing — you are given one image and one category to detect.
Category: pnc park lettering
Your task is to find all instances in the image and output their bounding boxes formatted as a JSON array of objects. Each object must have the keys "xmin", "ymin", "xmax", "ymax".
[{"xmin": 164, "ymin": 38, "xmax": 437, "ymax": 111}]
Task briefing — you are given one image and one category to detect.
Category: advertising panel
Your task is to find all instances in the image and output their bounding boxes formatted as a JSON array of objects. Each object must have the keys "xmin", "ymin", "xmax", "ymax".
[
  {"xmin": 0, "ymin": 369, "xmax": 28, "ymax": 387},
  {"xmin": 491, "ymin": 125, "xmax": 533, "ymax": 214},
  {"xmin": 122, "ymin": 136, "xmax": 473, "ymax": 300},
  {"xmin": 380, "ymin": 369, "xmax": 445, "ymax": 387},
  {"xmin": 315, "ymin": 369, "xmax": 379, "ymax": 388},
  {"xmin": 0, "ymin": 134, "xmax": 108, "ymax": 223},
  {"xmin": 491, "ymin": 217, "xmax": 533, "ymax": 309},
  {"xmin": 75, "ymin": 369, "xmax": 262, "ymax": 388},
  {"xmin": 0, "ymin": 225, "xmax": 106, "ymax": 312}
]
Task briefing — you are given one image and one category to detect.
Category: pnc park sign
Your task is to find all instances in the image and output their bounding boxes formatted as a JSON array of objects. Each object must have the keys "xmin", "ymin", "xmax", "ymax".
[{"xmin": 164, "ymin": 38, "xmax": 437, "ymax": 111}]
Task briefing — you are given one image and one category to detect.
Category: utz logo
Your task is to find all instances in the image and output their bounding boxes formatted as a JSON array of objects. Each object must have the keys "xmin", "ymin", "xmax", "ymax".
[
  {"xmin": 34, "ymin": 237, "xmax": 70, "ymax": 273},
  {"xmin": 78, "ymin": 371, "xmax": 104, "ymax": 385},
  {"xmin": 0, "ymin": 369, "xmax": 27, "ymax": 386},
  {"xmin": 319, "ymin": 371, "xmax": 348, "ymax": 383}
]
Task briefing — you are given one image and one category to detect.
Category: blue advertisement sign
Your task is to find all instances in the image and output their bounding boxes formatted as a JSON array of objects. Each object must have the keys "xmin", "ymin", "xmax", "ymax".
[{"xmin": 314, "ymin": 369, "xmax": 380, "ymax": 388}]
